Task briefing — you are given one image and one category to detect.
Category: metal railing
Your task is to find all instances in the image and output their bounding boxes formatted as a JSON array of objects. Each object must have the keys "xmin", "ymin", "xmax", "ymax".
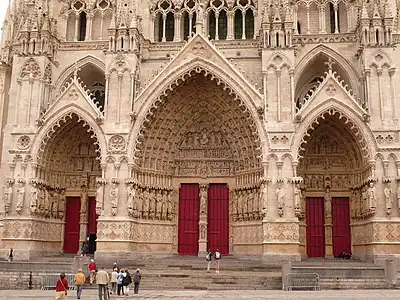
[
  {"xmin": 41, "ymin": 273, "xmax": 76, "ymax": 290},
  {"xmin": 284, "ymin": 272, "xmax": 320, "ymax": 291}
]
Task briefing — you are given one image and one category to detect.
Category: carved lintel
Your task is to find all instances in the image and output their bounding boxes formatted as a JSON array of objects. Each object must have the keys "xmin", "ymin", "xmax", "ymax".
[
  {"xmin": 382, "ymin": 177, "xmax": 391, "ymax": 184},
  {"xmin": 290, "ymin": 176, "xmax": 303, "ymax": 184}
]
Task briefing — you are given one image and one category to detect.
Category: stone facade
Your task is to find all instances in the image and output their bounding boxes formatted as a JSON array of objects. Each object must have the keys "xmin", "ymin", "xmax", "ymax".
[{"xmin": 0, "ymin": 0, "xmax": 399, "ymax": 263}]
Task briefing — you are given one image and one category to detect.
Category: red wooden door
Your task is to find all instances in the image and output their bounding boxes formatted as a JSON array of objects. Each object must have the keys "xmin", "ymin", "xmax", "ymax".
[
  {"xmin": 64, "ymin": 197, "xmax": 80, "ymax": 254},
  {"xmin": 207, "ymin": 184, "xmax": 229, "ymax": 255},
  {"xmin": 332, "ymin": 197, "xmax": 351, "ymax": 257},
  {"xmin": 178, "ymin": 184, "xmax": 200, "ymax": 255},
  {"xmin": 88, "ymin": 197, "xmax": 97, "ymax": 235},
  {"xmin": 306, "ymin": 197, "xmax": 325, "ymax": 257}
]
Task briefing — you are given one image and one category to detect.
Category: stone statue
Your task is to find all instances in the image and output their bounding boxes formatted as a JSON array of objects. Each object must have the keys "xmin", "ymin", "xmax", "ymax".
[
  {"xmin": 324, "ymin": 187, "xmax": 332, "ymax": 218},
  {"xmin": 162, "ymin": 190, "xmax": 168, "ymax": 220},
  {"xmin": 247, "ymin": 191, "xmax": 254, "ymax": 217},
  {"xmin": 397, "ymin": 184, "xmax": 400, "ymax": 214},
  {"xmin": 15, "ymin": 182, "xmax": 25, "ymax": 215},
  {"xmin": 44, "ymin": 188, "xmax": 50, "ymax": 216},
  {"xmin": 294, "ymin": 183, "xmax": 301, "ymax": 213},
  {"xmin": 156, "ymin": 190, "xmax": 163, "ymax": 219},
  {"xmin": 127, "ymin": 183, "xmax": 135, "ymax": 217},
  {"xmin": 350, "ymin": 189, "xmax": 355, "ymax": 219},
  {"xmin": 276, "ymin": 182, "xmax": 285, "ymax": 217},
  {"xmin": 367, "ymin": 182, "xmax": 376, "ymax": 209},
  {"xmin": 384, "ymin": 186, "xmax": 393, "ymax": 215},
  {"xmin": 58, "ymin": 189, "xmax": 66, "ymax": 219},
  {"xmin": 199, "ymin": 185, "xmax": 207, "ymax": 215},
  {"xmin": 38, "ymin": 187, "xmax": 44, "ymax": 215},
  {"xmin": 110, "ymin": 182, "xmax": 119, "ymax": 216},
  {"xmin": 95, "ymin": 181, "xmax": 104, "ymax": 216},
  {"xmin": 237, "ymin": 190, "xmax": 243, "ymax": 219},
  {"xmin": 51, "ymin": 190, "xmax": 59, "ymax": 218},
  {"xmin": 149, "ymin": 189, "xmax": 156, "ymax": 219},
  {"xmin": 196, "ymin": 0, "xmax": 205, "ymax": 24},
  {"xmin": 260, "ymin": 182, "xmax": 268, "ymax": 218},
  {"xmin": 80, "ymin": 185, "xmax": 88, "ymax": 214},
  {"xmin": 142, "ymin": 188, "xmax": 149, "ymax": 218},
  {"xmin": 231, "ymin": 191, "xmax": 238, "ymax": 216},
  {"xmin": 3, "ymin": 181, "xmax": 12, "ymax": 214},
  {"xmin": 29, "ymin": 183, "xmax": 38, "ymax": 214}
]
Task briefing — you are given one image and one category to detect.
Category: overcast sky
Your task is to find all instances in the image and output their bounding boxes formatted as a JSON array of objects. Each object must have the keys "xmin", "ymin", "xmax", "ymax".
[{"xmin": 0, "ymin": 2, "xmax": 8, "ymax": 31}]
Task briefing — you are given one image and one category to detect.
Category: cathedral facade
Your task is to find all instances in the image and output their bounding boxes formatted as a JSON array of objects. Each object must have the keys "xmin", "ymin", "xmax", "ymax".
[{"xmin": 0, "ymin": 0, "xmax": 399, "ymax": 263}]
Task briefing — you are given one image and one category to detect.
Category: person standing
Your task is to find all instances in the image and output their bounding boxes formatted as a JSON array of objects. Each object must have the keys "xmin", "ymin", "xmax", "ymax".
[
  {"xmin": 214, "ymin": 249, "xmax": 221, "ymax": 274},
  {"xmin": 122, "ymin": 268, "xmax": 132, "ymax": 296},
  {"xmin": 88, "ymin": 259, "xmax": 97, "ymax": 285},
  {"xmin": 81, "ymin": 241, "xmax": 88, "ymax": 257},
  {"xmin": 55, "ymin": 273, "xmax": 69, "ymax": 300},
  {"xmin": 205, "ymin": 249, "xmax": 212, "ymax": 273},
  {"xmin": 110, "ymin": 268, "xmax": 118, "ymax": 295},
  {"xmin": 133, "ymin": 268, "xmax": 142, "ymax": 294},
  {"xmin": 96, "ymin": 266, "xmax": 110, "ymax": 300},
  {"xmin": 116, "ymin": 268, "xmax": 124, "ymax": 296},
  {"xmin": 74, "ymin": 268, "xmax": 85, "ymax": 300},
  {"xmin": 7, "ymin": 248, "xmax": 13, "ymax": 263}
]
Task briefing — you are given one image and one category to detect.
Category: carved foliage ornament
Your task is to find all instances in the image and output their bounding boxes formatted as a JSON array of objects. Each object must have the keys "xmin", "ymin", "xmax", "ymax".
[
  {"xmin": 108, "ymin": 135, "xmax": 126, "ymax": 153},
  {"xmin": 20, "ymin": 58, "xmax": 41, "ymax": 79},
  {"xmin": 17, "ymin": 135, "xmax": 31, "ymax": 150}
]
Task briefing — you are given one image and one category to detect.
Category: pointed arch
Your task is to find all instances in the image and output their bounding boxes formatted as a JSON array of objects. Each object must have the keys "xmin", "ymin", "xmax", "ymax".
[
  {"xmin": 293, "ymin": 100, "xmax": 376, "ymax": 162},
  {"xmin": 129, "ymin": 56, "xmax": 265, "ymax": 161},
  {"xmin": 31, "ymin": 103, "xmax": 107, "ymax": 163},
  {"xmin": 295, "ymin": 44, "xmax": 359, "ymax": 94},
  {"xmin": 54, "ymin": 55, "xmax": 106, "ymax": 93}
]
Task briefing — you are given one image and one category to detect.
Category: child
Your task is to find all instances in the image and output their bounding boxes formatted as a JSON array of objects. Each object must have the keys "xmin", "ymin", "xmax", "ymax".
[{"xmin": 214, "ymin": 249, "xmax": 221, "ymax": 274}]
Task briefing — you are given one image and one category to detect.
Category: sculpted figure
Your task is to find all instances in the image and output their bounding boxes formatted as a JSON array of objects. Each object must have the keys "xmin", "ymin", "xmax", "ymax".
[
  {"xmin": 196, "ymin": 0, "xmax": 205, "ymax": 24},
  {"xmin": 397, "ymin": 184, "xmax": 400, "ymax": 212},
  {"xmin": 80, "ymin": 186, "xmax": 88, "ymax": 214},
  {"xmin": 260, "ymin": 182, "xmax": 268, "ymax": 218},
  {"xmin": 167, "ymin": 190, "xmax": 176, "ymax": 220},
  {"xmin": 110, "ymin": 182, "xmax": 119, "ymax": 216},
  {"xmin": 237, "ymin": 190, "xmax": 243, "ymax": 219},
  {"xmin": 368, "ymin": 182, "xmax": 376, "ymax": 209},
  {"xmin": 3, "ymin": 181, "xmax": 12, "ymax": 214},
  {"xmin": 199, "ymin": 186, "xmax": 208, "ymax": 215},
  {"xmin": 384, "ymin": 186, "xmax": 393, "ymax": 215},
  {"xmin": 29, "ymin": 183, "xmax": 38, "ymax": 214},
  {"xmin": 156, "ymin": 190, "xmax": 163, "ymax": 219},
  {"xmin": 149, "ymin": 189, "xmax": 156, "ymax": 219},
  {"xmin": 294, "ymin": 183, "xmax": 301, "ymax": 213},
  {"xmin": 44, "ymin": 188, "xmax": 50, "ymax": 217},
  {"xmin": 324, "ymin": 187, "xmax": 332, "ymax": 218},
  {"xmin": 247, "ymin": 191, "xmax": 254, "ymax": 216},
  {"xmin": 58, "ymin": 189, "xmax": 66, "ymax": 219},
  {"xmin": 162, "ymin": 190, "xmax": 168, "ymax": 220},
  {"xmin": 15, "ymin": 182, "xmax": 25, "ymax": 215},
  {"xmin": 142, "ymin": 188, "xmax": 149, "ymax": 218},
  {"xmin": 231, "ymin": 191, "xmax": 238, "ymax": 217},
  {"xmin": 127, "ymin": 183, "xmax": 135, "ymax": 217},
  {"xmin": 95, "ymin": 181, "xmax": 104, "ymax": 216},
  {"xmin": 276, "ymin": 182, "xmax": 285, "ymax": 208}
]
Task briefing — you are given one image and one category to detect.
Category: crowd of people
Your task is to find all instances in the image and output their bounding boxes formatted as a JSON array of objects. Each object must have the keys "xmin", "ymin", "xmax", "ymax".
[{"xmin": 55, "ymin": 260, "xmax": 142, "ymax": 300}]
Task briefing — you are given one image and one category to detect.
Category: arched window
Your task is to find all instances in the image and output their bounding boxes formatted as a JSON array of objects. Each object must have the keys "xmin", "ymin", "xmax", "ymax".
[
  {"xmin": 92, "ymin": 0, "xmax": 113, "ymax": 40},
  {"xmin": 329, "ymin": 2, "xmax": 340, "ymax": 33},
  {"xmin": 233, "ymin": 0, "xmax": 255, "ymax": 40},
  {"xmin": 65, "ymin": 0, "xmax": 87, "ymax": 41},
  {"xmin": 153, "ymin": 1, "xmax": 175, "ymax": 42},
  {"xmin": 207, "ymin": 0, "xmax": 228, "ymax": 40},
  {"xmin": 79, "ymin": 12, "xmax": 87, "ymax": 41},
  {"xmin": 181, "ymin": 0, "xmax": 197, "ymax": 40},
  {"xmin": 91, "ymin": 82, "xmax": 105, "ymax": 112}
]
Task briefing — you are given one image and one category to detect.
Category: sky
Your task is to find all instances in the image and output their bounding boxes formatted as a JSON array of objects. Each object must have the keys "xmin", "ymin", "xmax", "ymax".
[{"xmin": 0, "ymin": 2, "xmax": 8, "ymax": 31}]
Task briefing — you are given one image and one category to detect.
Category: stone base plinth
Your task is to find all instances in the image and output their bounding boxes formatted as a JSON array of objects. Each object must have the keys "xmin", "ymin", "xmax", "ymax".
[{"xmin": 262, "ymin": 252, "xmax": 301, "ymax": 264}]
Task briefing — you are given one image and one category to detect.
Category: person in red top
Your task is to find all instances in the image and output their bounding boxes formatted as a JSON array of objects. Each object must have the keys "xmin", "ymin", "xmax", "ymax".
[
  {"xmin": 55, "ymin": 272, "xmax": 69, "ymax": 300},
  {"xmin": 88, "ymin": 259, "xmax": 97, "ymax": 285}
]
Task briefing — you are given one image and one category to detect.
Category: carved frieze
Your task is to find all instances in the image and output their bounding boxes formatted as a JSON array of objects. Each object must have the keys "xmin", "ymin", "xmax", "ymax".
[
  {"xmin": 234, "ymin": 224, "xmax": 263, "ymax": 244},
  {"xmin": 3, "ymin": 219, "xmax": 62, "ymax": 241},
  {"xmin": 263, "ymin": 223, "xmax": 299, "ymax": 242}
]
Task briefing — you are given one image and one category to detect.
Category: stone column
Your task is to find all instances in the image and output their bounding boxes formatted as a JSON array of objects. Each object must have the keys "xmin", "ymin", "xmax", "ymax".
[
  {"xmin": 198, "ymin": 183, "xmax": 209, "ymax": 256},
  {"xmin": 78, "ymin": 185, "xmax": 89, "ymax": 254},
  {"xmin": 324, "ymin": 186, "xmax": 333, "ymax": 258}
]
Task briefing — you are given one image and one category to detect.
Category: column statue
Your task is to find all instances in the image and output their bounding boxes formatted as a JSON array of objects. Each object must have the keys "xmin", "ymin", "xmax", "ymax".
[
  {"xmin": 384, "ymin": 185, "xmax": 393, "ymax": 215},
  {"xmin": 142, "ymin": 188, "xmax": 149, "ymax": 219},
  {"xmin": 126, "ymin": 183, "xmax": 135, "ymax": 217},
  {"xmin": 58, "ymin": 189, "xmax": 66, "ymax": 219},
  {"xmin": 80, "ymin": 185, "xmax": 88, "ymax": 214},
  {"xmin": 29, "ymin": 182, "xmax": 38, "ymax": 214},
  {"xmin": 276, "ymin": 182, "xmax": 285, "ymax": 217},
  {"xmin": 15, "ymin": 180, "xmax": 25, "ymax": 215},
  {"xmin": 199, "ymin": 185, "xmax": 208, "ymax": 216},
  {"xmin": 260, "ymin": 181, "xmax": 268, "ymax": 218},
  {"xmin": 51, "ymin": 190, "xmax": 59, "ymax": 218},
  {"xmin": 367, "ymin": 182, "xmax": 376, "ymax": 210},
  {"xmin": 294, "ymin": 183, "xmax": 301, "ymax": 217},
  {"xmin": 95, "ymin": 179, "xmax": 104, "ymax": 216},
  {"xmin": 162, "ymin": 190, "xmax": 168, "ymax": 220},
  {"xmin": 110, "ymin": 182, "xmax": 119, "ymax": 216},
  {"xmin": 324, "ymin": 187, "xmax": 332, "ymax": 220},
  {"xmin": 3, "ymin": 180, "xmax": 13, "ymax": 215},
  {"xmin": 156, "ymin": 190, "xmax": 163, "ymax": 220}
]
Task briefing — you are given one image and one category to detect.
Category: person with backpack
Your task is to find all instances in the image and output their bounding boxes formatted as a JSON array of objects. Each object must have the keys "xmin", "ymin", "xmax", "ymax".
[
  {"xmin": 205, "ymin": 249, "xmax": 212, "ymax": 273},
  {"xmin": 122, "ymin": 268, "xmax": 132, "ymax": 296},
  {"xmin": 133, "ymin": 268, "xmax": 142, "ymax": 294},
  {"xmin": 116, "ymin": 268, "xmax": 124, "ymax": 296},
  {"xmin": 214, "ymin": 249, "xmax": 221, "ymax": 274}
]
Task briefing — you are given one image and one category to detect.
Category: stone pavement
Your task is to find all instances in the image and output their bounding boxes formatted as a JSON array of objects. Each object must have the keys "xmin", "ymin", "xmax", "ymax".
[{"xmin": 1, "ymin": 289, "xmax": 400, "ymax": 300}]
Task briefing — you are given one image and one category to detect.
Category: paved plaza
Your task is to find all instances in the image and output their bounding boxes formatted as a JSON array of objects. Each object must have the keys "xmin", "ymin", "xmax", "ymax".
[{"xmin": 1, "ymin": 289, "xmax": 400, "ymax": 300}]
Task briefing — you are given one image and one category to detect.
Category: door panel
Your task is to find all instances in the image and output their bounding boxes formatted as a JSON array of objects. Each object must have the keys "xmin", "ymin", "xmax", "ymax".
[
  {"xmin": 178, "ymin": 184, "xmax": 200, "ymax": 255},
  {"xmin": 87, "ymin": 197, "xmax": 97, "ymax": 254},
  {"xmin": 306, "ymin": 197, "xmax": 325, "ymax": 257},
  {"xmin": 332, "ymin": 197, "xmax": 351, "ymax": 257},
  {"xmin": 207, "ymin": 184, "xmax": 229, "ymax": 255},
  {"xmin": 64, "ymin": 197, "xmax": 80, "ymax": 254}
]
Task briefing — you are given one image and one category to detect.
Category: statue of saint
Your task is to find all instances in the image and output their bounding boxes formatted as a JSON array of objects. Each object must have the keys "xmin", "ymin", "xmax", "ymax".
[
  {"xmin": 142, "ymin": 188, "xmax": 149, "ymax": 218},
  {"xmin": 384, "ymin": 186, "xmax": 393, "ymax": 215},
  {"xmin": 294, "ymin": 183, "xmax": 301, "ymax": 211},
  {"xmin": 196, "ymin": 0, "xmax": 205, "ymax": 24},
  {"xmin": 58, "ymin": 189, "xmax": 66, "ymax": 219},
  {"xmin": 110, "ymin": 182, "xmax": 119, "ymax": 216},
  {"xmin": 15, "ymin": 182, "xmax": 25, "ymax": 215},
  {"xmin": 127, "ymin": 183, "xmax": 135, "ymax": 217},
  {"xmin": 324, "ymin": 187, "xmax": 332, "ymax": 218},
  {"xmin": 3, "ymin": 181, "xmax": 12, "ymax": 214},
  {"xmin": 30, "ymin": 183, "xmax": 38, "ymax": 214},
  {"xmin": 199, "ymin": 186, "xmax": 207, "ymax": 215},
  {"xmin": 368, "ymin": 182, "xmax": 376, "ymax": 209},
  {"xmin": 156, "ymin": 190, "xmax": 163, "ymax": 219},
  {"xmin": 276, "ymin": 182, "xmax": 285, "ymax": 209},
  {"xmin": 95, "ymin": 181, "xmax": 104, "ymax": 216},
  {"xmin": 162, "ymin": 190, "xmax": 168, "ymax": 220},
  {"xmin": 260, "ymin": 182, "xmax": 268, "ymax": 218}
]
